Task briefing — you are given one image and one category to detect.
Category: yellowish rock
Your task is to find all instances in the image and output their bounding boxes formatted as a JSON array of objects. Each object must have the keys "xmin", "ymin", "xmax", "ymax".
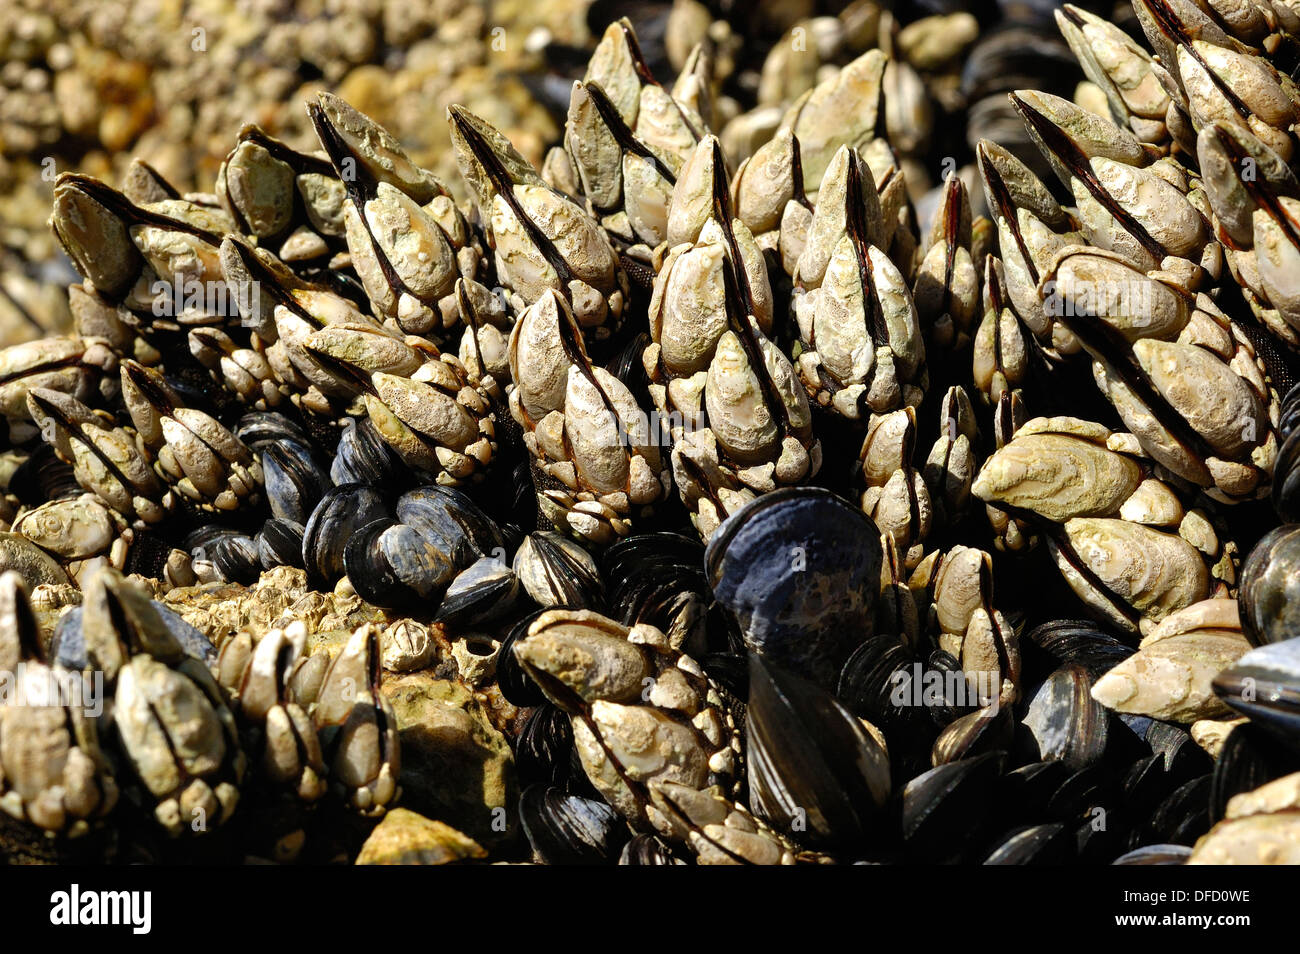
[{"xmin": 356, "ymin": 808, "xmax": 486, "ymax": 865}]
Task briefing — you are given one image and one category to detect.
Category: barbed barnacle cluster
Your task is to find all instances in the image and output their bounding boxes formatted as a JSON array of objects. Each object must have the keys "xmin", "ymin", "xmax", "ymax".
[{"xmin": 3, "ymin": 0, "xmax": 1300, "ymax": 867}]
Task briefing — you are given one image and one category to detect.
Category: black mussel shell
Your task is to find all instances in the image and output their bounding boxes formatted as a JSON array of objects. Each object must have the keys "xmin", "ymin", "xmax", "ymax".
[
  {"xmin": 235, "ymin": 411, "xmax": 314, "ymax": 451},
  {"xmin": 512, "ymin": 532, "xmax": 604, "ymax": 610},
  {"xmin": 1111, "ymin": 844, "xmax": 1192, "ymax": 865},
  {"xmin": 519, "ymin": 785, "xmax": 628, "ymax": 865},
  {"xmin": 52, "ymin": 602, "xmax": 214, "ymax": 669},
  {"xmin": 262, "ymin": 439, "xmax": 333, "ymax": 525},
  {"xmin": 1238, "ymin": 526, "xmax": 1300, "ymax": 646},
  {"xmin": 1209, "ymin": 722, "xmax": 1300, "ymax": 823},
  {"xmin": 603, "ymin": 532, "xmax": 708, "ymax": 653},
  {"xmin": 982, "ymin": 823, "xmax": 1074, "ymax": 864},
  {"xmin": 302, "ymin": 484, "xmax": 390, "ymax": 590},
  {"xmin": 747, "ymin": 655, "xmax": 891, "ymax": 850},
  {"xmin": 256, "ymin": 518, "xmax": 305, "ymax": 570},
  {"xmin": 9, "ymin": 442, "xmax": 80, "ymax": 503},
  {"xmin": 185, "ymin": 526, "xmax": 260, "ymax": 583},
  {"xmin": 1279, "ymin": 381, "xmax": 1300, "ymax": 440},
  {"xmin": 1212, "ymin": 637, "xmax": 1300, "ymax": 745},
  {"xmin": 497, "ymin": 609, "xmax": 550, "ymax": 707},
  {"xmin": 1144, "ymin": 721, "xmax": 1211, "ymax": 776},
  {"xmin": 619, "ymin": 833, "xmax": 683, "ymax": 865},
  {"xmin": 434, "ymin": 556, "xmax": 522, "ymax": 627},
  {"xmin": 996, "ymin": 760, "xmax": 1072, "ymax": 824},
  {"xmin": 838, "ymin": 637, "xmax": 918, "ymax": 721},
  {"xmin": 331, "ymin": 415, "xmax": 404, "ymax": 489},
  {"xmin": 343, "ymin": 519, "xmax": 457, "ymax": 608},
  {"xmin": 1021, "ymin": 664, "xmax": 1110, "ymax": 770},
  {"xmin": 1275, "ymin": 433, "xmax": 1300, "ymax": 521},
  {"xmin": 603, "ymin": 531, "xmax": 702, "ymax": 580},
  {"xmin": 1027, "ymin": 618, "xmax": 1134, "ymax": 677},
  {"xmin": 932, "ymin": 704, "xmax": 1014, "ymax": 766},
  {"xmin": 838, "ymin": 637, "xmax": 935, "ymax": 776},
  {"xmin": 902, "ymin": 752, "xmax": 1005, "ymax": 862},
  {"xmin": 700, "ymin": 652, "xmax": 748, "ymax": 702},
  {"xmin": 604, "ymin": 330, "xmax": 651, "ymax": 393},
  {"xmin": 1118, "ymin": 755, "xmax": 1179, "ymax": 841},
  {"xmin": 925, "ymin": 650, "xmax": 977, "ymax": 726},
  {"xmin": 1139, "ymin": 776, "xmax": 1211, "ymax": 848},
  {"xmin": 397, "ymin": 485, "xmax": 505, "ymax": 569},
  {"xmin": 515, "ymin": 703, "xmax": 579, "ymax": 791},
  {"xmin": 706, "ymin": 488, "xmax": 883, "ymax": 690},
  {"xmin": 1076, "ymin": 814, "xmax": 1125, "ymax": 863},
  {"xmin": 1045, "ymin": 764, "xmax": 1115, "ymax": 824}
]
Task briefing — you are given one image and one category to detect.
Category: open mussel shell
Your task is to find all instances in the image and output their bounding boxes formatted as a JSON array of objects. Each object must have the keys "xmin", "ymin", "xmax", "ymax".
[
  {"xmin": 1212, "ymin": 637, "xmax": 1300, "ymax": 746},
  {"xmin": 519, "ymin": 784, "xmax": 628, "ymax": 865},
  {"xmin": 982, "ymin": 823, "xmax": 1074, "ymax": 865},
  {"xmin": 512, "ymin": 532, "xmax": 604, "ymax": 610},
  {"xmin": 1021, "ymin": 664, "xmax": 1110, "ymax": 771},
  {"xmin": 706, "ymin": 488, "xmax": 883, "ymax": 690},
  {"xmin": 434, "ymin": 556, "xmax": 522, "ymax": 628},
  {"xmin": 1111, "ymin": 844, "xmax": 1192, "ymax": 865},
  {"xmin": 1238, "ymin": 525, "xmax": 1300, "ymax": 647},
  {"xmin": 396, "ymin": 485, "xmax": 505, "ymax": 569},
  {"xmin": 262, "ymin": 439, "xmax": 333, "ymax": 524},
  {"xmin": 302, "ymin": 483, "xmax": 390, "ymax": 590},
  {"xmin": 902, "ymin": 752, "xmax": 1005, "ymax": 862},
  {"xmin": 746, "ymin": 654, "xmax": 891, "ymax": 851},
  {"xmin": 343, "ymin": 519, "xmax": 458, "ymax": 609}
]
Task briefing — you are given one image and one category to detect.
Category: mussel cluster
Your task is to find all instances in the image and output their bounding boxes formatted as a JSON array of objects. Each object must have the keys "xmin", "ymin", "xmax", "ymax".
[{"xmin": 5, "ymin": 0, "xmax": 1300, "ymax": 865}]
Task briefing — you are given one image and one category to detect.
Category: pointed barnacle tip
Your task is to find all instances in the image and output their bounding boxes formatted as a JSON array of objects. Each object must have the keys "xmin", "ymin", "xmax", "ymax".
[{"xmin": 1091, "ymin": 669, "xmax": 1137, "ymax": 709}]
